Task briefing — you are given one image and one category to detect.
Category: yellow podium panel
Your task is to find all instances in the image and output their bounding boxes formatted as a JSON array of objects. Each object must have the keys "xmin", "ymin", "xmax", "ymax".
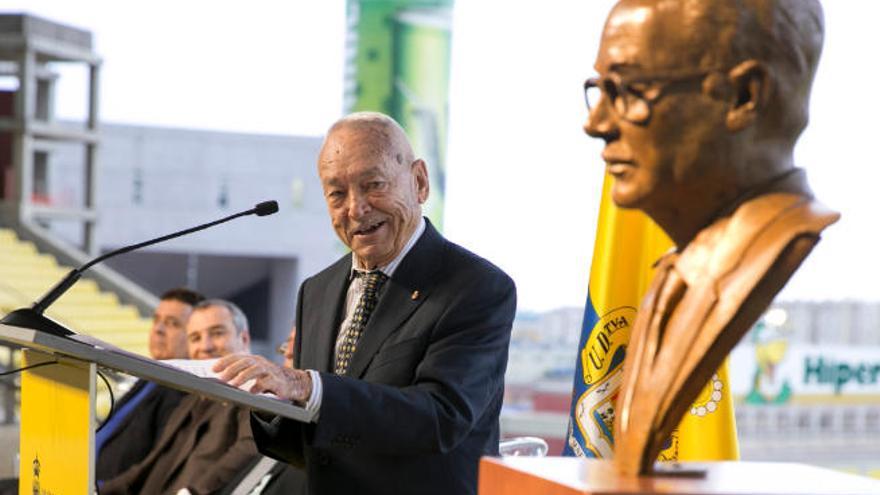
[{"xmin": 19, "ymin": 349, "xmax": 95, "ymax": 495}]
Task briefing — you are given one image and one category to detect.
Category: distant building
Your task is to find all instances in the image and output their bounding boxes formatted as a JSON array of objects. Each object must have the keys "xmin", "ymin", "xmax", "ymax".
[
  {"xmin": 771, "ymin": 300, "xmax": 880, "ymax": 346},
  {"xmin": 507, "ymin": 307, "xmax": 582, "ymax": 383}
]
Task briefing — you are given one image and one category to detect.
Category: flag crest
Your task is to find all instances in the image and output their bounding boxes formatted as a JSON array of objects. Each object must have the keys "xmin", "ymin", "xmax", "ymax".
[{"xmin": 564, "ymin": 173, "xmax": 739, "ymax": 461}]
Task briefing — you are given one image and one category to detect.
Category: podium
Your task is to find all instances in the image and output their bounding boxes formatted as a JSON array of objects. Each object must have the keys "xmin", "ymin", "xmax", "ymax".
[
  {"xmin": 479, "ymin": 456, "xmax": 880, "ymax": 495},
  {"xmin": 0, "ymin": 323, "xmax": 315, "ymax": 494}
]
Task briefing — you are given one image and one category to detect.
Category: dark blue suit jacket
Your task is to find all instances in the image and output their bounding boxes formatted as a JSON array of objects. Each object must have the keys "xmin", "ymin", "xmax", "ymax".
[
  {"xmin": 251, "ymin": 220, "xmax": 516, "ymax": 495},
  {"xmin": 95, "ymin": 381, "xmax": 185, "ymax": 481}
]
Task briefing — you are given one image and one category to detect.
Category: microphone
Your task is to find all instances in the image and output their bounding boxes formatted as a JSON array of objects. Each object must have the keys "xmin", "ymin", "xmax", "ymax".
[
  {"xmin": 253, "ymin": 200, "xmax": 279, "ymax": 216},
  {"xmin": 1, "ymin": 200, "xmax": 280, "ymax": 337}
]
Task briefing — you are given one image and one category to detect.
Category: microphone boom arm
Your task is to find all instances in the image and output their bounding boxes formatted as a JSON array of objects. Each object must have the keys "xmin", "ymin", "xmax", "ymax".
[{"xmin": 3, "ymin": 200, "xmax": 278, "ymax": 337}]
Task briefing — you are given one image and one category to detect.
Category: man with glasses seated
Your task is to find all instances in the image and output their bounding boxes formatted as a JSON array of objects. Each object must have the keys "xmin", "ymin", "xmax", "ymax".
[{"xmin": 582, "ymin": 0, "xmax": 838, "ymax": 476}]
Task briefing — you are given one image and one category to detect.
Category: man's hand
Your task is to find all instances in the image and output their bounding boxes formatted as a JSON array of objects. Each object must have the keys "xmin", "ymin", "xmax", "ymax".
[{"xmin": 213, "ymin": 354, "xmax": 312, "ymax": 403}]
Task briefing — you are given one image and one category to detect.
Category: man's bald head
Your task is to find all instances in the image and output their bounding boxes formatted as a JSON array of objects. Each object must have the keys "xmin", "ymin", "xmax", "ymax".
[{"xmin": 322, "ymin": 112, "xmax": 416, "ymax": 173}]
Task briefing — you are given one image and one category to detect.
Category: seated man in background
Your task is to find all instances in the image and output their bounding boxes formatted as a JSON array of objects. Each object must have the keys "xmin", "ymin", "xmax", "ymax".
[
  {"xmin": 101, "ymin": 299, "xmax": 258, "ymax": 495},
  {"xmin": 185, "ymin": 298, "xmax": 251, "ymax": 360},
  {"xmin": 96, "ymin": 287, "xmax": 204, "ymax": 482}
]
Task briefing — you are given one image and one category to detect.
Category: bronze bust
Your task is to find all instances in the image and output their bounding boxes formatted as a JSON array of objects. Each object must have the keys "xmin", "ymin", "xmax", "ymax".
[{"xmin": 583, "ymin": 0, "xmax": 839, "ymax": 476}]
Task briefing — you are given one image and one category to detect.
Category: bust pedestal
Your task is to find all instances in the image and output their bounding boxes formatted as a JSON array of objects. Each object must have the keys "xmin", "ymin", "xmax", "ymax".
[{"xmin": 478, "ymin": 457, "xmax": 880, "ymax": 495}]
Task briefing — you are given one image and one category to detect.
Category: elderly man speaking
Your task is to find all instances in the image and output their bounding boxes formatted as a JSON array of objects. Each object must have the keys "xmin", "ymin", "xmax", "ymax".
[{"xmin": 215, "ymin": 112, "xmax": 516, "ymax": 494}]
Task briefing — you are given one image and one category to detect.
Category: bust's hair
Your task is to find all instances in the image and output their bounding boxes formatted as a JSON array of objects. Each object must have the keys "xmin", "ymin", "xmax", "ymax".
[
  {"xmin": 325, "ymin": 112, "xmax": 415, "ymax": 167},
  {"xmin": 681, "ymin": 0, "xmax": 824, "ymax": 142}
]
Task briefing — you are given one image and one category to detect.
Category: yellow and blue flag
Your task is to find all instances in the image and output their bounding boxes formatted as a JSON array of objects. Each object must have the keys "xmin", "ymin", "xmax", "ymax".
[{"xmin": 563, "ymin": 173, "xmax": 739, "ymax": 461}]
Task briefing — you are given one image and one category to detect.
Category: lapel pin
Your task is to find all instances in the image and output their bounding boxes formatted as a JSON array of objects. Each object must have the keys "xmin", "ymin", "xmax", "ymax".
[{"xmin": 411, "ymin": 290, "xmax": 420, "ymax": 300}]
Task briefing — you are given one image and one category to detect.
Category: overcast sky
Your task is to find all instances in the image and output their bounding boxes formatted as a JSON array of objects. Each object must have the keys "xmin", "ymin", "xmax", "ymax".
[{"xmin": 4, "ymin": 0, "xmax": 879, "ymax": 311}]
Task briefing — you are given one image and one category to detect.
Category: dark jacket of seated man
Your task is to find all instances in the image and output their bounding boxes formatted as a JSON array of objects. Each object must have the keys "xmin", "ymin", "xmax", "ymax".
[
  {"xmin": 99, "ymin": 394, "xmax": 258, "ymax": 494},
  {"xmin": 95, "ymin": 380, "xmax": 186, "ymax": 482}
]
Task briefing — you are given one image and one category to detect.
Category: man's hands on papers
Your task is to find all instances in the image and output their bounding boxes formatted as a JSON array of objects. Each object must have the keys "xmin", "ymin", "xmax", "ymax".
[
  {"xmin": 212, "ymin": 354, "xmax": 312, "ymax": 404},
  {"xmin": 161, "ymin": 357, "xmax": 272, "ymax": 398}
]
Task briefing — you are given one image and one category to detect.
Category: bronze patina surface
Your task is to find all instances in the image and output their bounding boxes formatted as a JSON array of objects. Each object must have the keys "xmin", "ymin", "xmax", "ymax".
[{"xmin": 583, "ymin": 0, "xmax": 838, "ymax": 476}]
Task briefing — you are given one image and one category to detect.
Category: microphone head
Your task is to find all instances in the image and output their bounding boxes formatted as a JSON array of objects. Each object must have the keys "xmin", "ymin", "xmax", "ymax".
[{"xmin": 254, "ymin": 200, "xmax": 279, "ymax": 217}]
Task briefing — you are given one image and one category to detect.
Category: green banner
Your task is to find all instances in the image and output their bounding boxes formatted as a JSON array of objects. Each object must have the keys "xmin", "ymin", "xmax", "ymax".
[{"xmin": 345, "ymin": 0, "xmax": 454, "ymax": 229}]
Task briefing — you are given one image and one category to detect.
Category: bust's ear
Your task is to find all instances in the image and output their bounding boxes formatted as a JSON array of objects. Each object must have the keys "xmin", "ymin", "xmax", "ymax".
[{"xmin": 725, "ymin": 60, "xmax": 771, "ymax": 132}]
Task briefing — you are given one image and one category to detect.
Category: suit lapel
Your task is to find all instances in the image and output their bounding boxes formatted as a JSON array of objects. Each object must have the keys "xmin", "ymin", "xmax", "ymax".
[
  {"xmin": 347, "ymin": 221, "xmax": 445, "ymax": 378},
  {"xmin": 304, "ymin": 256, "xmax": 352, "ymax": 373}
]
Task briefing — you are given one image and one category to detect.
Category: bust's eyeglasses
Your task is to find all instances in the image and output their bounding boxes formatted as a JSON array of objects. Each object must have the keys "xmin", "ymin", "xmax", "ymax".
[
  {"xmin": 276, "ymin": 341, "xmax": 289, "ymax": 356},
  {"xmin": 584, "ymin": 69, "xmax": 718, "ymax": 124}
]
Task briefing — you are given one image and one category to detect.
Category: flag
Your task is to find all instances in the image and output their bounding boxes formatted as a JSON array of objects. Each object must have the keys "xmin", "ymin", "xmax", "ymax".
[{"xmin": 563, "ymin": 173, "xmax": 739, "ymax": 461}]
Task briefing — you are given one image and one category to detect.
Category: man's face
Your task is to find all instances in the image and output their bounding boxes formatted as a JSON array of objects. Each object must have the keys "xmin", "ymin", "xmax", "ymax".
[
  {"xmin": 585, "ymin": 0, "xmax": 732, "ymax": 217},
  {"xmin": 186, "ymin": 306, "xmax": 250, "ymax": 359},
  {"xmin": 149, "ymin": 299, "xmax": 193, "ymax": 360},
  {"xmin": 318, "ymin": 126, "xmax": 428, "ymax": 269}
]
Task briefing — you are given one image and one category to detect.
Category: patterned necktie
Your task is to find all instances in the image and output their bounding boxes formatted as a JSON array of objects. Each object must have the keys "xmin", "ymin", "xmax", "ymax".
[{"xmin": 335, "ymin": 270, "xmax": 388, "ymax": 375}]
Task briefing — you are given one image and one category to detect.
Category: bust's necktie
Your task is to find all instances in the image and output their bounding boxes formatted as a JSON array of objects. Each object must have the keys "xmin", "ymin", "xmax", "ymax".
[{"xmin": 335, "ymin": 270, "xmax": 388, "ymax": 375}]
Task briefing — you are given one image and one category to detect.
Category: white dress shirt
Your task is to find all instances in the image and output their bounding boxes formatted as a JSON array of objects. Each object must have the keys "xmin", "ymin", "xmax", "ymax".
[{"xmin": 300, "ymin": 218, "xmax": 426, "ymax": 417}]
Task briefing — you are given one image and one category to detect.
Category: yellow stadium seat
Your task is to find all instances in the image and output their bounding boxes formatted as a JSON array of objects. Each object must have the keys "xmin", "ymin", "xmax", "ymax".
[{"xmin": 0, "ymin": 227, "xmax": 152, "ymax": 357}]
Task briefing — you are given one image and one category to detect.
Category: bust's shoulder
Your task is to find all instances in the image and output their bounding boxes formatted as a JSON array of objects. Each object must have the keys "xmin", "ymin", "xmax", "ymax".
[
  {"xmin": 677, "ymin": 193, "xmax": 839, "ymax": 285},
  {"xmin": 728, "ymin": 193, "xmax": 839, "ymax": 239}
]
